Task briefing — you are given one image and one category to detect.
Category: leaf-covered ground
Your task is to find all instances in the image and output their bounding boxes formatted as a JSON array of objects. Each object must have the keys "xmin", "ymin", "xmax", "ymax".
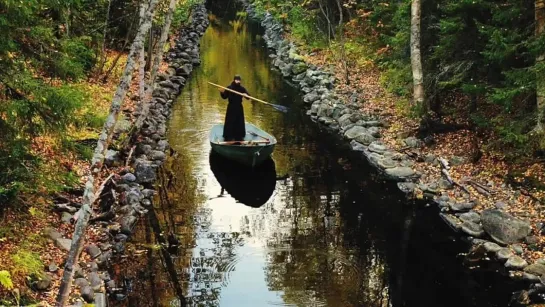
[
  {"xmin": 0, "ymin": 51, "xmax": 131, "ymax": 305},
  {"xmin": 304, "ymin": 46, "xmax": 545, "ymax": 264}
]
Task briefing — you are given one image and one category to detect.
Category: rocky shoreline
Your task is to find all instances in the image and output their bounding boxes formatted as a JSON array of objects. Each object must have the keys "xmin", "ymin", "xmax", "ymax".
[
  {"xmin": 40, "ymin": 4, "xmax": 209, "ymax": 305},
  {"xmin": 240, "ymin": 1, "xmax": 545, "ymax": 304}
]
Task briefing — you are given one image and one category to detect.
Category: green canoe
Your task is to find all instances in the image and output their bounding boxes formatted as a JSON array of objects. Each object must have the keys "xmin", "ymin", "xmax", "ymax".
[{"xmin": 209, "ymin": 122, "xmax": 277, "ymax": 167}]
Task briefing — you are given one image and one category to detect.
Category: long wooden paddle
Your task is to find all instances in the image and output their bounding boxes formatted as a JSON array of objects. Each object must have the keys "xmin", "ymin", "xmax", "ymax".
[{"xmin": 207, "ymin": 81, "xmax": 289, "ymax": 113}]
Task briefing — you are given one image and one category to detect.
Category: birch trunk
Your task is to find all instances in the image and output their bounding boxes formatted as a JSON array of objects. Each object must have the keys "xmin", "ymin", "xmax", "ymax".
[
  {"xmin": 535, "ymin": 0, "xmax": 545, "ymax": 133},
  {"xmin": 55, "ymin": 1, "xmax": 159, "ymax": 305},
  {"xmin": 146, "ymin": 27, "xmax": 154, "ymax": 71},
  {"xmin": 138, "ymin": 1, "xmax": 149, "ymax": 102},
  {"xmin": 318, "ymin": 0, "xmax": 332, "ymax": 43},
  {"xmin": 135, "ymin": 0, "xmax": 179, "ymax": 130},
  {"xmin": 410, "ymin": 0, "xmax": 425, "ymax": 107},
  {"xmin": 138, "ymin": 48, "xmax": 146, "ymax": 101}
]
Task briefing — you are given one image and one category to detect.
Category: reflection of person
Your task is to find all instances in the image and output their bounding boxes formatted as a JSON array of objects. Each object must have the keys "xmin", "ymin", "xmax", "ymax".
[{"xmin": 219, "ymin": 75, "xmax": 250, "ymax": 141}]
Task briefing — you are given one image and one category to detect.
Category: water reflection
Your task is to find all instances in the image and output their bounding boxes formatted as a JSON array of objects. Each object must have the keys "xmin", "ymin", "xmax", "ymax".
[
  {"xmin": 112, "ymin": 1, "xmax": 524, "ymax": 306},
  {"xmin": 209, "ymin": 151, "xmax": 276, "ymax": 208}
]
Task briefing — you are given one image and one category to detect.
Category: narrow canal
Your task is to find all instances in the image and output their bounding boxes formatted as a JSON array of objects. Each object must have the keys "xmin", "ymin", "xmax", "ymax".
[{"xmin": 115, "ymin": 1, "xmax": 522, "ymax": 306}]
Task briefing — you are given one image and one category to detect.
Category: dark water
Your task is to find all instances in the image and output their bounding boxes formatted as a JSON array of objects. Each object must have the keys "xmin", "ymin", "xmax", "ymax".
[{"xmin": 116, "ymin": 2, "xmax": 522, "ymax": 306}]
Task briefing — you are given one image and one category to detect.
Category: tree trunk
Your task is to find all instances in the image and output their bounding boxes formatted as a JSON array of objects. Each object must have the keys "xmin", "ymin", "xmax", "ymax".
[
  {"xmin": 96, "ymin": 0, "xmax": 112, "ymax": 76},
  {"xmin": 535, "ymin": 0, "xmax": 545, "ymax": 133},
  {"xmin": 101, "ymin": 20, "xmax": 135, "ymax": 83},
  {"xmin": 326, "ymin": 4, "xmax": 335, "ymax": 40},
  {"xmin": 318, "ymin": 0, "xmax": 333, "ymax": 43},
  {"xmin": 410, "ymin": 0, "xmax": 425, "ymax": 107},
  {"xmin": 55, "ymin": 1, "xmax": 159, "ymax": 305},
  {"xmin": 335, "ymin": 0, "xmax": 350, "ymax": 85},
  {"xmin": 138, "ymin": 48, "xmax": 146, "ymax": 100},
  {"xmin": 138, "ymin": 1, "xmax": 149, "ymax": 102},
  {"xmin": 65, "ymin": 3, "xmax": 71, "ymax": 37},
  {"xmin": 470, "ymin": 94, "xmax": 477, "ymax": 112},
  {"xmin": 146, "ymin": 27, "xmax": 154, "ymax": 71},
  {"xmin": 135, "ymin": 0, "xmax": 178, "ymax": 131}
]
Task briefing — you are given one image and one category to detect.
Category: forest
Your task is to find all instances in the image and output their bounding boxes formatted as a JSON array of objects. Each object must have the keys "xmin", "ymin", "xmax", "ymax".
[
  {"xmin": 0, "ymin": 0, "xmax": 199, "ymax": 304},
  {"xmin": 249, "ymin": 0, "xmax": 545, "ymax": 156},
  {"xmin": 1, "ymin": 0, "xmax": 545, "ymax": 305}
]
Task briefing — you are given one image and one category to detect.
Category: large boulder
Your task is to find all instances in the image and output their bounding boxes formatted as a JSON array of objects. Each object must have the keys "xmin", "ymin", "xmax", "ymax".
[
  {"xmin": 304, "ymin": 91, "xmax": 320, "ymax": 104},
  {"xmin": 338, "ymin": 114, "xmax": 353, "ymax": 128},
  {"xmin": 30, "ymin": 274, "xmax": 52, "ymax": 291},
  {"xmin": 481, "ymin": 209, "xmax": 532, "ymax": 245},
  {"xmin": 344, "ymin": 126, "xmax": 367, "ymax": 140},
  {"xmin": 355, "ymin": 133, "xmax": 376, "ymax": 146},
  {"xmin": 524, "ymin": 263, "xmax": 545, "ymax": 277},
  {"xmin": 384, "ymin": 167, "xmax": 417, "ymax": 181}
]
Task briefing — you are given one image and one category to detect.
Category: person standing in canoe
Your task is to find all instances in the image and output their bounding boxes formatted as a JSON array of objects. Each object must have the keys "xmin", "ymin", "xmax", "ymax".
[{"xmin": 219, "ymin": 75, "xmax": 251, "ymax": 141}]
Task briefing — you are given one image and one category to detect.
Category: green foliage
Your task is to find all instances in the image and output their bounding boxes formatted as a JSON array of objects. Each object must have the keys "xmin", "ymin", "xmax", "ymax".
[
  {"xmin": 61, "ymin": 139, "xmax": 94, "ymax": 161},
  {"xmin": 11, "ymin": 250, "xmax": 43, "ymax": 278},
  {"xmin": 172, "ymin": 0, "xmax": 204, "ymax": 32},
  {"xmin": 0, "ymin": 0, "xmax": 112, "ymax": 205},
  {"xmin": 0, "ymin": 77, "xmax": 97, "ymax": 205},
  {"xmin": 380, "ymin": 61, "xmax": 412, "ymax": 97},
  {"xmin": 253, "ymin": 0, "xmax": 545, "ymax": 152},
  {"xmin": 287, "ymin": 6, "xmax": 326, "ymax": 48},
  {"xmin": 53, "ymin": 37, "xmax": 96, "ymax": 80},
  {"xmin": 0, "ymin": 135, "xmax": 36, "ymax": 204},
  {"xmin": 369, "ymin": 0, "xmax": 541, "ymax": 150},
  {"xmin": 0, "ymin": 271, "xmax": 14, "ymax": 290},
  {"xmin": 2, "ymin": 72, "xmax": 87, "ymax": 135},
  {"xmin": 249, "ymin": 0, "xmax": 326, "ymax": 47}
]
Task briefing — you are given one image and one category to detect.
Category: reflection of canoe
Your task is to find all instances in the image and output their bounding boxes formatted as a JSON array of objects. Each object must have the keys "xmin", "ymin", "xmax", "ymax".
[
  {"xmin": 209, "ymin": 150, "xmax": 276, "ymax": 208},
  {"xmin": 209, "ymin": 122, "xmax": 276, "ymax": 167}
]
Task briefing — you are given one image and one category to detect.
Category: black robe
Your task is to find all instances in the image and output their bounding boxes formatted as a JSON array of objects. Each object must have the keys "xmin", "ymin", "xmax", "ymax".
[{"xmin": 220, "ymin": 82, "xmax": 250, "ymax": 141}]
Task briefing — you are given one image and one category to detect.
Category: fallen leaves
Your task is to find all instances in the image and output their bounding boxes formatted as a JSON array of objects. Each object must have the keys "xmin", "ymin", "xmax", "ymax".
[
  {"xmin": 302, "ymin": 42, "xmax": 545, "ymax": 264},
  {"xmin": 0, "ymin": 48, "xmax": 144, "ymax": 305}
]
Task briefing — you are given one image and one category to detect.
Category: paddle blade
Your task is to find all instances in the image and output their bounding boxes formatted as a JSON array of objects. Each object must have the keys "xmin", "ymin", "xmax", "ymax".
[{"xmin": 271, "ymin": 104, "xmax": 289, "ymax": 113}]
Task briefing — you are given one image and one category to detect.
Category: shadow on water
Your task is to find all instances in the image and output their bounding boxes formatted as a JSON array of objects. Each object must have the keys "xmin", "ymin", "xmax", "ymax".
[
  {"xmin": 109, "ymin": 0, "xmax": 527, "ymax": 306},
  {"xmin": 209, "ymin": 151, "xmax": 276, "ymax": 208}
]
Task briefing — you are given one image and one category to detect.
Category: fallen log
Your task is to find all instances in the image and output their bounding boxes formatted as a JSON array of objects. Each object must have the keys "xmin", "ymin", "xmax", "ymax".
[
  {"xmin": 125, "ymin": 145, "xmax": 136, "ymax": 167},
  {"xmin": 89, "ymin": 210, "xmax": 116, "ymax": 223},
  {"xmin": 53, "ymin": 203, "xmax": 78, "ymax": 214},
  {"xmin": 438, "ymin": 157, "xmax": 450, "ymax": 170},
  {"xmin": 399, "ymin": 147, "xmax": 420, "ymax": 159},
  {"xmin": 96, "ymin": 174, "xmax": 115, "ymax": 198},
  {"xmin": 520, "ymin": 188, "xmax": 544, "ymax": 205},
  {"xmin": 465, "ymin": 179, "xmax": 493, "ymax": 196},
  {"xmin": 441, "ymin": 168, "xmax": 471, "ymax": 195}
]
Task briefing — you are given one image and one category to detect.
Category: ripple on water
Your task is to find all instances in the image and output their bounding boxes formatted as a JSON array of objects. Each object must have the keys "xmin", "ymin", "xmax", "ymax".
[{"xmin": 186, "ymin": 246, "xmax": 364, "ymax": 306}]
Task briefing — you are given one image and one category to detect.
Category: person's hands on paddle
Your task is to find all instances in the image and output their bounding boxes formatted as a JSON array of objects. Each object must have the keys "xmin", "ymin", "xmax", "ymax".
[{"xmin": 208, "ymin": 81, "xmax": 289, "ymax": 112}]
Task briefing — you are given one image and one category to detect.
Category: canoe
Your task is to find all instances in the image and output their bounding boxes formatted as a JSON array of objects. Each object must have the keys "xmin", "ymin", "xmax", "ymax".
[
  {"xmin": 209, "ymin": 151, "xmax": 276, "ymax": 208},
  {"xmin": 209, "ymin": 122, "xmax": 276, "ymax": 167}
]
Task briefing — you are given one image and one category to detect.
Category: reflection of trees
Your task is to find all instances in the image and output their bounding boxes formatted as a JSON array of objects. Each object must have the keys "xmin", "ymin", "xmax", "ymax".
[
  {"xmin": 113, "ymin": 1, "xmax": 521, "ymax": 304},
  {"xmin": 262, "ymin": 155, "xmax": 396, "ymax": 307},
  {"xmin": 117, "ymin": 147, "xmax": 204, "ymax": 306},
  {"xmin": 186, "ymin": 230, "xmax": 244, "ymax": 306}
]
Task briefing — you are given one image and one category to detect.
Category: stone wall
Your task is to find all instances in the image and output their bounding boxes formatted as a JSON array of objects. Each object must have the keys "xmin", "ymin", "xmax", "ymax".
[
  {"xmin": 43, "ymin": 4, "xmax": 209, "ymax": 305},
  {"xmin": 240, "ymin": 2, "xmax": 545, "ymax": 304}
]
